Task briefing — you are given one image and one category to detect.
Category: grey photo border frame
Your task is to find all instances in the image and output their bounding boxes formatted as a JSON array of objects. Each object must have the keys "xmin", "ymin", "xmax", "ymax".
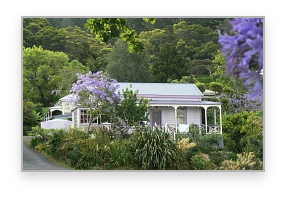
[{"xmin": 9, "ymin": 10, "xmax": 277, "ymax": 188}]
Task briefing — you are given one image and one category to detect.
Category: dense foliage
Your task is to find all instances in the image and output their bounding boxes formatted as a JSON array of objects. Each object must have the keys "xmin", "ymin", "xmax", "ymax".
[
  {"xmin": 106, "ymin": 40, "xmax": 152, "ymax": 82},
  {"xmin": 28, "ymin": 125, "xmax": 262, "ymax": 170},
  {"xmin": 23, "ymin": 18, "xmax": 263, "ymax": 170}
]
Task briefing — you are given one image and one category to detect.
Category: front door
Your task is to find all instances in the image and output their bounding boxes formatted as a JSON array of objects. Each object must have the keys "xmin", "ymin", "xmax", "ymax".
[{"xmin": 151, "ymin": 111, "xmax": 161, "ymax": 126}]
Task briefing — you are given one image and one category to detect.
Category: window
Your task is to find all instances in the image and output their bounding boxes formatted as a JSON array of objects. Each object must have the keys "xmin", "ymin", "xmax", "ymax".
[
  {"xmin": 177, "ymin": 107, "xmax": 186, "ymax": 124},
  {"xmin": 80, "ymin": 110, "xmax": 97, "ymax": 124},
  {"xmin": 80, "ymin": 109, "xmax": 111, "ymax": 124}
]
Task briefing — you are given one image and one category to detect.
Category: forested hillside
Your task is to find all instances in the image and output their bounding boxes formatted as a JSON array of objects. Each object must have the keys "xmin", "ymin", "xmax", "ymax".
[
  {"xmin": 23, "ymin": 17, "xmax": 262, "ymax": 130},
  {"xmin": 23, "ymin": 17, "xmax": 234, "ymax": 107}
]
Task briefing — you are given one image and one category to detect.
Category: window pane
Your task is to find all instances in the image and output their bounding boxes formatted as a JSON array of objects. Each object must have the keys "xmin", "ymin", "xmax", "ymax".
[
  {"xmin": 177, "ymin": 109, "xmax": 186, "ymax": 124},
  {"xmin": 152, "ymin": 111, "xmax": 161, "ymax": 126}
]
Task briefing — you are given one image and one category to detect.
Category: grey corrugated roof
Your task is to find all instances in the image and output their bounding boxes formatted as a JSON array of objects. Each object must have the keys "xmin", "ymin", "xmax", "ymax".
[
  {"xmin": 60, "ymin": 83, "xmax": 204, "ymax": 105},
  {"xmin": 116, "ymin": 82, "xmax": 204, "ymax": 98},
  {"xmin": 149, "ymin": 100, "xmax": 221, "ymax": 106}
]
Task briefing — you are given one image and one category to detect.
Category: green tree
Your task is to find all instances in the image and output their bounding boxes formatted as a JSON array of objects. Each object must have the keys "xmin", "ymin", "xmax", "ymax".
[
  {"xmin": 33, "ymin": 26, "xmax": 65, "ymax": 52},
  {"xmin": 222, "ymin": 111, "xmax": 263, "ymax": 154},
  {"xmin": 23, "ymin": 101, "xmax": 41, "ymax": 134},
  {"xmin": 173, "ymin": 21, "xmax": 221, "ymax": 77},
  {"xmin": 85, "ymin": 18, "xmax": 156, "ymax": 53},
  {"xmin": 23, "ymin": 18, "xmax": 111, "ymax": 72},
  {"xmin": 23, "ymin": 46, "xmax": 87, "ymax": 107},
  {"xmin": 23, "ymin": 101, "xmax": 39, "ymax": 126},
  {"xmin": 115, "ymin": 86, "xmax": 149, "ymax": 137},
  {"xmin": 23, "ymin": 18, "xmax": 52, "ymax": 48},
  {"xmin": 57, "ymin": 60, "xmax": 89, "ymax": 97},
  {"xmin": 151, "ymin": 43, "xmax": 188, "ymax": 82},
  {"xmin": 169, "ymin": 75, "xmax": 198, "ymax": 84},
  {"xmin": 188, "ymin": 59, "xmax": 214, "ymax": 77},
  {"xmin": 222, "ymin": 86, "xmax": 235, "ymax": 96},
  {"xmin": 107, "ymin": 40, "xmax": 152, "ymax": 82},
  {"xmin": 59, "ymin": 26, "xmax": 112, "ymax": 71},
  {"xmin": 47, "ymin": 18, "xmax": 89, "ymax": 30},
  {"xmin": 211, "ymin": 50, "xmax": 247, "ymax": 96},
  {"xmin": 220, "ymin": 97, "xmax": 234, "ymax": 115},
  {"xmin": 196, "ymin": 82, "xmax": 206, "ymax": 93},
  {"xmin": 209, "ymin": 82, "xmax": 223, "ymax": 95},
  {"xmin": 173, "ymin": 22, "xmax": 218, "ymax": 51}
]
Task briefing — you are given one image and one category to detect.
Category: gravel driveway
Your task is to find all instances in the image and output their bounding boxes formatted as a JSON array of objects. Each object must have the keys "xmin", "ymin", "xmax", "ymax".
[{"xmin": 22, "ymin": 136, "xmax": 70, "ymax": 171}]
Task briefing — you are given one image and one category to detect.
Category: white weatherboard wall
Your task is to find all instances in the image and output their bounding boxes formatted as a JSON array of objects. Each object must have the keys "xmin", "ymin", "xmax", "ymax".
[
  {"xmin": 187, "ymin": 107, "xmax": 201, "ymax": 125},
  {"xmin": 161, "ymin": 107, "xmax": 176, "ymax": 126},
  {"xmin": 150, "ymin": 106, "xmax": 202, "ymax": 127},
  {"xmin": 41, "ymin": 119, "xmax": 72, "ymax": 130}
]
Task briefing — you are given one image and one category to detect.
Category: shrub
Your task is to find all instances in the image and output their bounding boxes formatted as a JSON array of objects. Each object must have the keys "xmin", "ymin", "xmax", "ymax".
[
  {"xmin": 130, "ymin": 128, "xmax": 183, "ymax": 170},
  {"xmin": 209, "ymin": 151, "xmax": 225, "ymax": 167},
  {"xmin": 209, "ymin": 97, "xmax": 220, "ymax": 102},
  {"xmin": 35, "ymin": 143, "xmax": 47, "ymax": 152},
  {"xmin": 220, "ymin": 151, "xmax": 238, "ymax": 161},
  {"xmin": 222, "ymin": 111, "xmax": 263, "ymax": 154},
  {"xmin": 31, "ymin": 126, "xmax": 49, "ymax": 141},
  {"xmin": 108, "ymin": 139, "xmax": 133, "ymax": 169},
  {"xmin": 59, "ymin": 138, "xmax": 104, "ymax": 170},
  {"xmin": 55, "ymin": 129, "xmax": 108, "ymax": 169},
  {"xmin": 29, "ymin": 136, "xmax": 44, "ymax": 148},
  {"xmin": 23, "ymin": 125, "xmax": 30, "ymax": 136},
  {"xmin": 46, "ymin": 129, "xmax": 67, "ymax": 157},
  {"xmin": 190, "ymin": 153, "xmax": 212, "ymax": 170},
  {"xmin": 220, "ymin": 152, "xmax": 262, "ymax": 170},
  {"xmin": 240, "ymin": 132, "xmax": 263, "ymax": 161},
  {"xmin": 222, "ymin": 112, "xmax": 249, "ymax": 153},
  {"xmin": 23, "ymin": 101, "xmax": 40, "ymax": 131},
  {"xmin": 197, "ymin": 133, "xmax": 222, "ymax": 148},
  {"xmin": 177, "ymin": 138, "xmax": 197, "ymax": 150},
  {"xmin": 175, "ymin": 132, "xmax": 192, "ymax": 142}
]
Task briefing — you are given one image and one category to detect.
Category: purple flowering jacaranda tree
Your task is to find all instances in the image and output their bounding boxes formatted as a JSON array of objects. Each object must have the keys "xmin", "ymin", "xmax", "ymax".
[
  {"xmin": 219, "ymin": 18, "xmax": 263, "ymax": 101},
  {"xmin": 70, "ymin": 71, "xmax": 120, "ymax": 132}
]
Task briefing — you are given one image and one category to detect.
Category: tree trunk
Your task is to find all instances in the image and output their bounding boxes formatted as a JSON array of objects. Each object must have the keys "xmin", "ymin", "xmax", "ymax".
[
  {"xmin": 38, "ymin": 86, "xmax": 48, "ymax": 107},
  {"xmin": 87, "ymin": 116, "xmax": 92, "ymax": 133}
]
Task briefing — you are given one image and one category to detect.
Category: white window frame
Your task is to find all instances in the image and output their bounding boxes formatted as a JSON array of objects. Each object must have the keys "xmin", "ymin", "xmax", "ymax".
[
  {"xmin": 79, "ymin": 109, "xmax": 112, "ymax": 124},
  {"xmin": 80, "ymin": 109, "xmax": 98, "ymax": 124}
]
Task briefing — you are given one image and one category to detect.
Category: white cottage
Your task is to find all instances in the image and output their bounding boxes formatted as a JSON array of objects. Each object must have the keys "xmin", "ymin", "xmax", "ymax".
[{"xmin": 41, "ymin": 83, "xmax": 222, "ymax": 134}]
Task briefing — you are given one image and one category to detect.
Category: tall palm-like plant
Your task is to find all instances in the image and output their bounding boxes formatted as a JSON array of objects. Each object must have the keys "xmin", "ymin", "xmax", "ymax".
[{"xmin": 130, "ymin": 128, "xmax": 183, "ymax": 170}]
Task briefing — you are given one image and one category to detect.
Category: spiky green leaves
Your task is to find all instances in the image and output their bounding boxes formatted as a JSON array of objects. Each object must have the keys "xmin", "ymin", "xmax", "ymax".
[{"xmin": 130, "ymin": 128, "xmax": 183, "ymax": 170}]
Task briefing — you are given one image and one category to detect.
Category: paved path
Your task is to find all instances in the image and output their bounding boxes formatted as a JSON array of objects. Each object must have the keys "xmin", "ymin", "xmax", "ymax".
[{"xmin": 22, "ymin": 139, "xmax": 70, "ymax": 171}]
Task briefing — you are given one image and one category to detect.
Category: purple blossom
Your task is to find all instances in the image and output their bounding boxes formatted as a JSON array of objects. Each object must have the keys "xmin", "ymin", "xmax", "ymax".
[
  {"xmin": 219, "ymin": 18, "xmax": 263, "ymax": 100},
  {"xmin": 69, "ymin": 71, "xmax": 120, "ymax": 113},
  {"xmin": 223, "ymin": 92, "xmax": 263, "ymax": 113}
]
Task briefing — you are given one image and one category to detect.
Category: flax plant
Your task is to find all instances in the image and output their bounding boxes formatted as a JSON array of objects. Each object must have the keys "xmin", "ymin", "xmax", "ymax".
[{"xmin": 130, "ymin": 128, "xmax": 183, "ymax": 170}]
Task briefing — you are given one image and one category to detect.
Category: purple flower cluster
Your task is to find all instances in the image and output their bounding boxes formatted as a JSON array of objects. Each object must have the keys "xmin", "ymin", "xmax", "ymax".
[
  {"xmin": 219, "ymin": 18, "xmax": 263, "ymax": 100},
  {"xmin": 226, "ymin": 93, "xmax": 263, "ymax": 113},
  {"xmin": 69, "ymin": 71, "xmax": 120, "ymax": 110}
]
